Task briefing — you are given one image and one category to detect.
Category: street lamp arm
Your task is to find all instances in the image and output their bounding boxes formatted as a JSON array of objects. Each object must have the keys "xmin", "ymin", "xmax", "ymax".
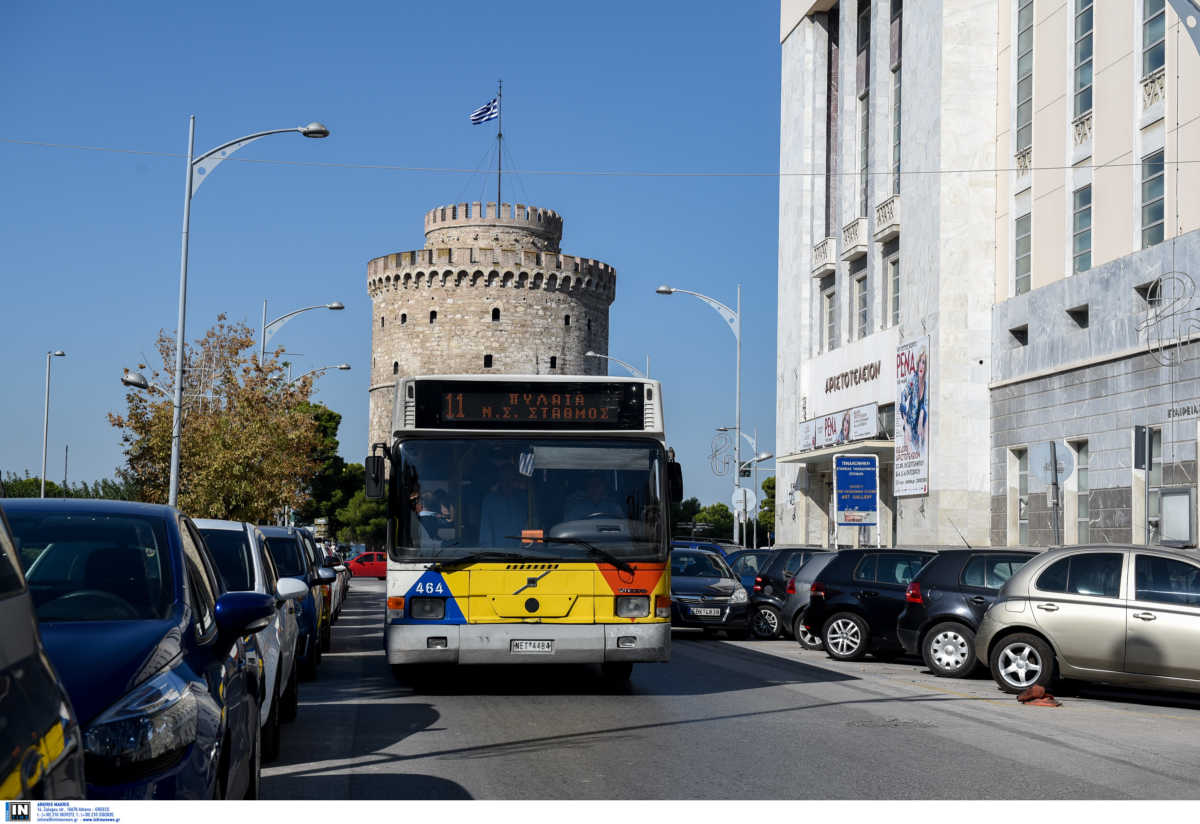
[
  {"xmin": 666, "ymin": 288, "xmax": 738, "ymax": 333},
  {"xmin": 289, "ymin": 364, "xmax": 350, "ymax": 384},
  {"xmin": 718, "ymin": 426, "xmax": 757, "ymax": 452},
  {"xmin": 263, "ymin": 304, "xmax": 341, "ymax": 347},
  {"xmin": 584, "ymin": 351, "xmax": 646, "ymax": 378},
  {"xmin": 191, "ymin": 125, "xmax": 326, "ymax": 193}
]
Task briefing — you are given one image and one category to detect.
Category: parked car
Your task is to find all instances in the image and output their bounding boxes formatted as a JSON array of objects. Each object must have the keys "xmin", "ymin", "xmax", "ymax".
[
  {"xmin": 779, "ymin": 551, "xmax": 838, "ymax": 649},
  {"xmin": 978, "ymin": 545, "xmax": 1200, "ymax": 695},
  {"xmin": 668, "ymin": 548, "xmax": 749, "ymax": 636},
  {"xmin": 748, "ymin": 547, "xmax": 819, "ymax": 640},
  {"xmin": 803, "ymin": 548, "xmax": 936, "ymax": 661},
  {"xmin": 896, "ymin": 548, "xmax": 1037, "ymax": 677},
  {"xmin": 0, "ymin": 503, "xmax": 85, "ymax": 801},
  {"xmin": 194, "ymin": 519, "xmax": 308, "ymax": 760},
  {"xmin": 672, "ymin": 540, "xmax": 736, "ymax": 558},
  {"xmin": 725, "ymin": 549, "xmax": 774, "ymax": 593},
  {"xmin": 347, "ymin": 550, "xmax": 386, "ymax": 579},
  {"xmin": 297, "ymin": 528, "xmax": 334, "ymax": 652},
  {"xmin": 6, "ymin": 499, "xmax": 273, "ymax": 799},
  {"xmin": 319, "ymin": 545, "xmax": 349, "ymax": 622},
  {"xmin": 261, "ymin": 526, "xmax": 335, "ymax": 680}
]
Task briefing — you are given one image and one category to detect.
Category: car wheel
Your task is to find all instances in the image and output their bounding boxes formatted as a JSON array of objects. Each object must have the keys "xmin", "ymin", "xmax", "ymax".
[
  {"xmin": 923, "ymin": 622, "xmax": 977, "ymax": 678},
  {"xmin": 245, "ymin": 713, "xmax": 261, "ymax": 799},
  {"xmin": 262, "ymin": 671, "xmax": 282, "ymax": 762},
  {"xmin": 280, "ymin": 660, "xmax": 299, "ymax": 723},
  {"xmin": 750, "ymin": 605, "xmax": 782, "ymax": 640},
  {"xmin": 989, "ymin": 632, "xmax": 1055, "ymax": 694},
  {"xmin": 822, "ymin": 612, "xmax": 869, "ymax": 661},
  {"xmin": 793, "ymin": 613, "xmax": 824, "ymax": 650}
]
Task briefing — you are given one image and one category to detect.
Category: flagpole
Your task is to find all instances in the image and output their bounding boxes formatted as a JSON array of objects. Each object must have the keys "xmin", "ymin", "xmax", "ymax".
[{"xmin": 496, "ymin": 79, "xmax": 503, "ymax": 208}]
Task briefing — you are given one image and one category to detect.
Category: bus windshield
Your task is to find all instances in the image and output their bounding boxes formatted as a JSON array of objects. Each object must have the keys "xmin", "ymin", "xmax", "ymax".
[{"xmin": 393, "ymin": 437, "xmax": 668, "ymax": 564}]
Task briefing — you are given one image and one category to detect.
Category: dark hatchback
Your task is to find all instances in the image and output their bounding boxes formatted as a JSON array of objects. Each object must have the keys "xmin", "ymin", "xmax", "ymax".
[
  {"xmin": 0, "ymin": 504, "xmax": 84, "ymax": 801},
  {"xmin": 5, "ymin": 499, "xmax": 274, "ymax": 799},
  {"xmin": 779, "ymin": 551, "xmax": 838, "ymax": 649},
  {"xmin": 748, "ymin": 547, "xmax": 819, "ymax": 640},
  {"xmin": 261, "ymin": 526, "xmax": 333, "ymax": 679},
  {"xmin": 897, "ymin": 549, "xmax": 1037, "ymax": 677},
  {"xmin": 669, "ymin": 548, "xmax": 749, "ymax": 636},
  {"xmin": 803, "ymin": 548, "xmax": 936, "ymax": 661}
]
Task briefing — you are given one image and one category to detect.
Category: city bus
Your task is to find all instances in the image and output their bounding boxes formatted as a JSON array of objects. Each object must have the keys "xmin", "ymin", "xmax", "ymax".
[{"xmin": 364, "ymin": 375, "xmax": 682, "ymax": 681}]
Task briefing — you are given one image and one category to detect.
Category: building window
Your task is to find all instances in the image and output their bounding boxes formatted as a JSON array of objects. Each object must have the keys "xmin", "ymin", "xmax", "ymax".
[
  {"xmin": 564, "ymin": 314, "xmax": 571, "ymax": 327},
  {"xmin": 392, "ymin": 361, "xmax": 398, "ymax": 375},
  {"xmin": 1016, "ymin": 0, "xmax": 1034, "ymax": 152},
  {"xmin": 483, "ymin": 354, "xmax": 493, "ymax": 369},
  {"xmin": 1142, "ymin": 149, "xmax": 1165, "ymax": 248},
  {"xmin": 859, "ymin": 93, "xmax": 870, "ymax": 217},
  {"xmin": 824, "ymin": 288, "xmax": 838, "ymax": 351},
  {"xmin": 888, "ymin": 257, "xmax": 901, "ymax": 326},
  {"xmin": 825, "ymin": 8, "xmax": 840, "ymax": 238},
  {"xmin": 891, "ymin": 67, "xmax": 901, "ymax": 195},
  {"xmin": 1074, "ymin": 0, "xmax": 1093, "ymax": 117},
  {"xmin": 549, "ymin": 356, "xmax": 557, "ymax": 370},
  {"xmin": 1149, "ymin": 427, "xmax": 1163, "ymax": 542},
  {"xmin": 400, "ymin": 313, "xmax": 407, "ymax": 324},
  {"xmin": 855, "ymin": 276, "xmax": 869, "ymax": 339},
  {"xmin": 1015, "ymin": 213, "xmax": 1032, "ymax": 295},
  {"xmin": 1144, "ymin": 0, "xmax": 1166, "ymax": 77},
  {"xmin": 380, "ymin": 316, "xmax": 385, "ymax": 328},
  {"xmin": 430, "ymin": 310, "xmax": 437, "ymax": 324},
  {"xmin": 1073, "ymin": 185, "xmax": 1092, "ymax": 273},
  {"xmin": 1017, "ymin": 448, "xmax": 1030, "ymax": 544},
  {"xmin": 492, "ymin": 307, "xmax": 500, "ymax": 322},
  {"xmin": 1075, "ymin": 440, "xmax": 1090, "ymax": 543}
]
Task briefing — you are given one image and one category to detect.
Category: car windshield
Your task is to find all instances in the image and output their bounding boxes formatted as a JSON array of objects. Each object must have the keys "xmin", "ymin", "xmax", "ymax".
[
  {"xmin": 265, "ymin": 536, "xmax": 307, "ymax": 578},
  {"xmin": 671, "ymin": 550, "xmax": 732, "ymax": 579},
  {"xmin": 7, "ymin": 510, "xmax": 173, "ymax": 622},
  {"xmin": 394, "ymin": 437, "xmax": 668, "ymax": 563},
  {"xmin": 198, "ymin": 528, "xmax": 254, "ymax": 591}
]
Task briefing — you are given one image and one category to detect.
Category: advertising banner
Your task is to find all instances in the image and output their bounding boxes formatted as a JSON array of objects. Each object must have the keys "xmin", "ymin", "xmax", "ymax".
[
  {"xmin": 895, "ymin": 336, "xmax": 930, "ymax": 496},
  {"xmin": 797, "ymin": 402, "xmax": 878, "ymax": 453},
  {"xmin": 834, "ymin": 454, "xmax": 879, "ymax": 526}
]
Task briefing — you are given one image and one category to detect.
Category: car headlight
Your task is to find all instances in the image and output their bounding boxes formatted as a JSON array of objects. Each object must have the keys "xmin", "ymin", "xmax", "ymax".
[
  {"xmin": 85, "ymin": 669, "xmax": 198, "ymax": 768},
  {"xmin": 615, "ymin": 596, "xmax": 650, "ymax": 618},
  {"xmin": 731, "ymin": 588, "xmax": 748, "ymax": 603}
]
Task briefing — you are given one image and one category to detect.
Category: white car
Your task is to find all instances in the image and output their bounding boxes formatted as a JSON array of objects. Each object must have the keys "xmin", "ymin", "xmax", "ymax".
[{"xmin": 195, "ymin": 519, "xmax": 306, "ymax": 761}]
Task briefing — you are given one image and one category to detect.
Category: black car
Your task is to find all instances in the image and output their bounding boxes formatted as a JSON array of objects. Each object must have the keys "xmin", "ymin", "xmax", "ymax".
[
  {"xmin": 748, "ymin": 547, "xmax": 818, "ymax": 640},
  {"xmin": 897, "ymin": 549, "xmax": 1037, "ymax": 677},
  {"xmin": 669, "ymin": 548, "xmax": 749, "ymax": 636},
  {"xmin": 0, "ymin": 504, "xmax": 85, "ymax": 801},
  {"xmin": 803, "ymin": 548, "xmax": 936, "ymax": 660},
  {"xmin": 725, "ymin": 549, "xmax": 774, "ymax": 593},
  {"xmin": 779, "ymin": 551, "xmax": 838, "ymax": 649}
]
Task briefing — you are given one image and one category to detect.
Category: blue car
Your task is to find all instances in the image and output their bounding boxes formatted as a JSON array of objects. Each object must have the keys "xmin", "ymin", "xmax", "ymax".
[
  {"xmin": 671, "ymin": 540, "xmax": 736, "ymax": 559},
  {"xmin": 260, "ymin": 526, "xmax": 335, "ymax": 680},
  {"xmin": 724, "ymin": 549, "xmax": 775, "ymax": 593},
  {"xmin": 5, "ymin": 499, "xmax": 274, "ymax": 800}
]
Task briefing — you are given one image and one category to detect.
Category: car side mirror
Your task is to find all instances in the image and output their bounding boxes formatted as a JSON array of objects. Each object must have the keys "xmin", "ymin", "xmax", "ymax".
[
  {"xmin": 314, "ymin": 567, "xmax": 337, "ymax": 586},
  {"xmin": 667, "ymin": 461, "xmax": 684, "ymax": 503},
  {"xmin": 275, "ymin": 577, "xmax": 308, "ymax": 602},
  {"xmin": 214, "ymin": 591, "xmax": 275, "ymax": 641},
  {"xmin": 365, "ymin": 455, "xmax": 385, "ymax": 500}
]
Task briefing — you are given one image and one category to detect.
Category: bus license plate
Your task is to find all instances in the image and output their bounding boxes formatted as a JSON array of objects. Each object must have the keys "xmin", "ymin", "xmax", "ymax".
[
  {"xmin": 511, "ymin": 639, "xmax": 553, "ymax": 654},
  {"xmin": 691, "ymin": 607, "xmax": 721, "ymax": 617}
]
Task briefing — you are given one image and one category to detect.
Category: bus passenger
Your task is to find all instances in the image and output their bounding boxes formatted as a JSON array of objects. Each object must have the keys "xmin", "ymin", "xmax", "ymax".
[{"xmin": 478, "ymin": 459, "xmax": 529, "ymax": 547}]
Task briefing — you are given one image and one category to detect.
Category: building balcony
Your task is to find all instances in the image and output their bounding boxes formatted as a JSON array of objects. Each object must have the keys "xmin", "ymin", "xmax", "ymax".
[
  {"xmin": 811, "ymin": 236, "xmax": 837, "ymax": 277},
  {"xmin": 840, "ymin": 217, "xmax": 868, "ymax": 261},
  {"xmin": 1142, "ymin": 67, "xmax": 1166, "ymax": 110},
  {"xmin": 1015, "ymin": 146, "xmax": 1032, "ymax": 175},
  {"xmin": 873, "ymin": 195, "xmax": 900, "ymax": 243},
  {"xmin": 1072, "ymin": 111, "xmax": 1093, "ymax": 147}
]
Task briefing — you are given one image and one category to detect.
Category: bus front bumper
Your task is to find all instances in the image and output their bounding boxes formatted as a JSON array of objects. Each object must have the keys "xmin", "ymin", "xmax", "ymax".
[{"xmin": 385, "ymin": 622, "xmax": 670, "ymax": 665}]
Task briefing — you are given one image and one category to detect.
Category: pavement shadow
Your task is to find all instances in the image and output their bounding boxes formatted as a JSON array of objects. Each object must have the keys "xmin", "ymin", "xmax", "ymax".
[{"xmin": 266, "ymin": 772, "xmax": 471, "ymax": 800}]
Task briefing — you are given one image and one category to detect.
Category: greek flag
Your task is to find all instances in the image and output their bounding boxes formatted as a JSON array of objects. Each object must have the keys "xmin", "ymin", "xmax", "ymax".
[{"xmin": 469, "ymin": 97, "xmax": 499, "ymax": 124}]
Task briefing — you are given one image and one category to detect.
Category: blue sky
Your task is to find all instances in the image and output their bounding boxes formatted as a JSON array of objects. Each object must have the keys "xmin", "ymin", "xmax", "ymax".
[{"xmin": 1, "ymin": 0, "xmax": 780, "ymax": 511}]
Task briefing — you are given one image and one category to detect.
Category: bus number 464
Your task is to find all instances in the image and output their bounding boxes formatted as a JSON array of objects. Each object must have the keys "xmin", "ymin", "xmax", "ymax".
[{"xmin": 414, "ymin": 582, "xmax": 445, "ymax": 595}]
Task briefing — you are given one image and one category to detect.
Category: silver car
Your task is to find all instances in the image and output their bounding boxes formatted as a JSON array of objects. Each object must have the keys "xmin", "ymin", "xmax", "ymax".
[
  {"xmin": 195, "ymin": 519, "xmax": 307, "ymax": 760},
  {"xmin": 976, "ymin": 544, "xmax": 1200, "ymax": 695}
]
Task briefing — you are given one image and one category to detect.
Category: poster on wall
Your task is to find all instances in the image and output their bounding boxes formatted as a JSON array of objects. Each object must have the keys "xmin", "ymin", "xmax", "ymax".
[
  {"xmin": 797, "ymin": 403, "xmax": 878, "ymax": 452},
  {"xmin": 895, "ymin": 336, "xmax": 930, "ymax": 496}
]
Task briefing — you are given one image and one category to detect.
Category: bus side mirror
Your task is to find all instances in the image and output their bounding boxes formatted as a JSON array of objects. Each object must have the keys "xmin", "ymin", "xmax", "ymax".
[
  {"xmin": 364, "ymin": 455, "xmax": 385, "ymax": 500},
  {"xmin": 668, "ymin": 461, "xmax": 683, "ymax": 503}
]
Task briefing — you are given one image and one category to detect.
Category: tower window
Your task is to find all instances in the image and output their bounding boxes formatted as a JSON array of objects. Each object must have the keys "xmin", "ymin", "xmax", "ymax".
[
  {"xmin": 564, "ymin": 314, "xmax": 571, "ymax": 327},
  {"xmin": 484, "ymin": 354, "xmax": 493, "ymax": 369},
  {"xmin": 401, "ymin": 313, "xmax": 407, "ymax": 325},
  {"xmin": 492, "ymin": 307, "xmax": 500, "ymax": 322},
  {"xmin": 380, "ymin": 316, "xmax": 385, "ymax": 328},
  {"xmin": 430, "ymin": 310, "xmax": 437, "ymax": 324},
  {"xmin": 550, "ymin": 356, "xmax": 557, "ymax": 369},
  {"xmin": 392, "ymin": 362, "xmax": 399, "ymax": 375},
  {"xmin": 587, "ymin": 318, "xmax": 592, "ymax": 332}
]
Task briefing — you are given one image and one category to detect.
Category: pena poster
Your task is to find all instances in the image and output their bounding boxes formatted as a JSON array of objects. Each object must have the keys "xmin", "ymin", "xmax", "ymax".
[{"xmin": 895, "ymin": 336, "xmax": 929, "ymax": 496}]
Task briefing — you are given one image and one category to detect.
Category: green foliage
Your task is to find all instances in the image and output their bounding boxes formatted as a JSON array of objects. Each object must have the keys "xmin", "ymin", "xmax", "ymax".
[
  {"xmin": 335, "ymin": 489, "xmax": 387, "ymax": 549},
  {"xmin": 1, "ymin": 471, "xmax": 139, "ymax": 500},
  {"xmin": 759, "ymin": 475, "xmax": 776, "ymax": 527},
  {"xmin": 294, "ymin": 403, "xmax": 358, "ymax": 536},
  {"xmin": 670, "ymin": 496, "xmax": 702, "ymax": 528},
  {"xmin": 695, "ymin": 502, "xmax": 734, "ymax": 539}
]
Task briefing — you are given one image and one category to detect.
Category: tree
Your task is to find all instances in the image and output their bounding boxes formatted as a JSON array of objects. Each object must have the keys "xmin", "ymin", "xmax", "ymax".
[
  {"xmin": 294, "ymin": 403, "xmax": 360, "ymax": 537},
  {"xmin": 1, "ymin": 471, "xmax": 139, "ymax": 500},
  {"xmin": 694, "ymin": 502, "xmax": 734, "ymax": 541},
  {"xmin": 335, "ymin": 488, "xmax": 387, "ymax": 549},
  {"xmin": 758, "ymin": 476, "xmax": 776, "ymax": 529},
  {"xmin": 670, "ymin": 496, "xmax": 702, "ymax": 529},
  {"xmin": 108, "ymin": 315, "xmax": 322, "ymax": 521}
]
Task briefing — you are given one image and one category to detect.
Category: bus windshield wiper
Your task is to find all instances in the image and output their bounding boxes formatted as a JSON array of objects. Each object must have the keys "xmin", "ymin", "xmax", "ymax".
[
  {"xmin": 427, "ymin": 551, "xmax": 531, "ymax": 570},
  {"xmin": 510, "ymin": 536, "xmax": 636, "ymax": 575}
]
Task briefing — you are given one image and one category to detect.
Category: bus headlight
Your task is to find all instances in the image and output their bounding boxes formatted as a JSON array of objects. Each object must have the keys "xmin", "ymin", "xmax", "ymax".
[
  {"xmin": 615, "ymin": 596, "xmax": 650, "ymax": 618},
  {"xmin": 410, "ymin": 598, "xmax": 445, "ymax": 620}
]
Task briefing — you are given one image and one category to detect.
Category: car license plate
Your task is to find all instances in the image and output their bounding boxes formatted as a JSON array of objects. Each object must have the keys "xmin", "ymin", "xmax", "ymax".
[
  {"xmin": 511, "ymin": 639, "xmax": 553, "ymax": 654},
  {"xmin": 691, "ymin": 607, "xmax": 721, "ymax": 617}
]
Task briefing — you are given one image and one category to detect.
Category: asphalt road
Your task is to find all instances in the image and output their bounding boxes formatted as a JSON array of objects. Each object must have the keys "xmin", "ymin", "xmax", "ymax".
[{"xmin": 262, "ymin": 579, "xmax": 1200, "ymax": 800}]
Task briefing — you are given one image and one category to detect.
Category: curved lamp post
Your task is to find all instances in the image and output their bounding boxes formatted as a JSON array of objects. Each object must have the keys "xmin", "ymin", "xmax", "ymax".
[
  {"xmin": 120, "ymin": 371, "xmax": 167, "ymax": 394},
  {"xmin": 289, "ymin": 363, "xmax": 351, "ymax": 385},
  {"xmin": 40, "ymin": 350, "xmax": 66, "ymax": 497},
  {"xmin": 657, "ymin": 283, "xmax": 742, "ymax": 542},
  {"xmin": 719, "ymin": 426, "xmax": 770, "ymax": 547},
  {"xmin": 166, "ymin": 117, "xmax": 329, "ymax": 507},
  {"xmin": 261, "ymin": 301, "xmax": 344, "ymax": 364},
  {"xmin": 584, "ymin": 350, "xmax": 648, "ymax": 378}
]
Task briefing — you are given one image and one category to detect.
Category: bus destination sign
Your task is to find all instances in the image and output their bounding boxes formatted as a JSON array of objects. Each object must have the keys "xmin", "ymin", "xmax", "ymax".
[{"xmin": 414, "ymin": 380, "xmax": 644, "ymax": 430}]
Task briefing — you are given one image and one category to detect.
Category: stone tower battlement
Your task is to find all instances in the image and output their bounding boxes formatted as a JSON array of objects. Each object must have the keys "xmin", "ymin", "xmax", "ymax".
[
  {"xmin": 424, "ymin": 202, "xmax": 563, "ymax": 251},
  {"xmin": 366, "ymin": 203, "xmax": 616, "ymax": 449}
]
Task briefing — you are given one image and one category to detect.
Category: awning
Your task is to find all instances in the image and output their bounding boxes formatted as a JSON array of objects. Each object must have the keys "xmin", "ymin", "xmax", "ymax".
[{"xmin": 775, "ymin": 439, "xmax": 895, "ymax": 467}]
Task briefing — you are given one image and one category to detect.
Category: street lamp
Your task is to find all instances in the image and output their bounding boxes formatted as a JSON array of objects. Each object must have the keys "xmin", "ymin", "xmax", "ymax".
[
  {"xmin": 261, "ymin": 301, "xmax": 345, "ymax": 364},
  {"xmin": 657, "ymin": 282, "xmax": 742, "ymax": 543},
  {"xmin": 719, "ymin": 426, "xmax": 771, "ymax": 547},
  {"xmin": 289, "ymin": 363, "xmax": 351, "ymax": 384},
  {"xmin": 734, "ymin": 449, "xmax": 774, "ymax": 548},
  {"xmin": 166, "ymin": 116, "xmax": 329, "ymax": 508},
  {"xmin": 584, "ymin": 350, "xmax": 649, "ymax": 378},
  {"xmin": 120, "ymin": 371, "xmax": 167, "ymax": 394},
  {"xmin": 40, "ymin": 350, "xmax": 65, "ymax": 498}
]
